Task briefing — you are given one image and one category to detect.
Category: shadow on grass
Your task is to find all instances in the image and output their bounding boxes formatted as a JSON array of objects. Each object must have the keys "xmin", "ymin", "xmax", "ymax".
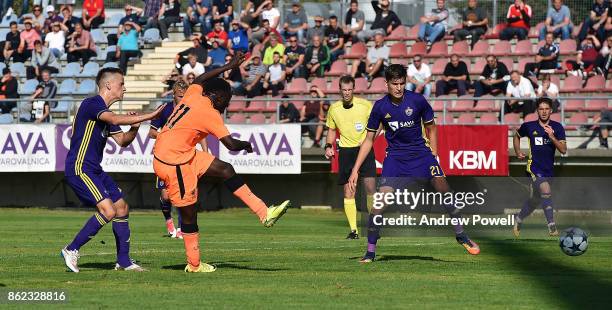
[
  {"xmin": 0, "ymin": 283, "xmax": 5, "ymax": 287},
  {"xmin": 485, "ymin": 239, "xmax": 611, "ymax": 308},
  {"xmin": 80, "ymin": 262, "xmax": 116, "ymax": 270},
  {"xmin": 347, "ymin": 255, "xmax": 456, "ymax": 263},
  {"xmin": 163, "ymin": 261, "xmax": 287, "ymax": 272}
]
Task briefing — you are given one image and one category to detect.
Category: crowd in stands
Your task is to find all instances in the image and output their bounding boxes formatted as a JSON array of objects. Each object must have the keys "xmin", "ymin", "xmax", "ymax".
[{"xmin": 0, "ymin": 0, "xmax": 608, "ymax": 133}]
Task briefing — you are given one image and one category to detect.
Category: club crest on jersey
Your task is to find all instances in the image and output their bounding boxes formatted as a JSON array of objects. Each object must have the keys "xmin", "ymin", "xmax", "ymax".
[
  {"xmin": 405, "ymin": 107, "xmax": 413, "ymax": 117},
  {"xmin": 532, "ymin": 130, "xmax": 538, "ymax": 136},
  {"xmin": 384, "ymin": 113, "xmax": 392, "ymax": 119}
]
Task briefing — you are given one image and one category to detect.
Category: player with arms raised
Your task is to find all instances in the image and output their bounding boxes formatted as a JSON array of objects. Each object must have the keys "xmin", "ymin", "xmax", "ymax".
[
  {"xmin": 153, "ymin": 53, "xmax": 290, "ymax": 273},
  {"xmin": 61, "ymin": 67, "xmax": 166, "ymax": 272},
  {"xmin": 348, "ymin": 64, "xmax": 480, "ymax": 263},
  {"xmin": 513, "ymin": 97, "xmax": 566, "ymax": 236}
]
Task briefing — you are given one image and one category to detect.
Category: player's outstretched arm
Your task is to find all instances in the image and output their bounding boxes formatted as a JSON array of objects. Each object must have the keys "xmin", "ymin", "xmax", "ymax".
[
  {"xmin": 99, "ymin": 103, "xmax": 166, "ymax": 126},
  {"xmin": 220, "ymin": 135, "xmax": 253, "ymax": 153},
  {"xmin": 347, "ymin": 131, "xmax": 376, "ymax": 193},
  {"xmin": 193, "ymin": 52, "xmax": 246, "ymax": 86}
]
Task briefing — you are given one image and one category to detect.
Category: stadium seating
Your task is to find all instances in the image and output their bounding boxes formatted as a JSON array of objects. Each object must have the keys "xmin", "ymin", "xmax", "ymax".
[
  {"xmin": 428, "ymin": 41, "xmax": 448, "ymax": 58},
  {"xmin": 389, "ymin": 42, "xmax": 408, "ymax": 58},
  {"xmin": 386, "ymin": 25, "xmax": 409, "ymax": 41},
  {"xmin": 585, "ymin": 99, "xmax": 609, "ymax": 111},
  {"xmin": 143, "ymin": 28, "xmax": 161, "ymax": 43},
  {"xmin": 567, "ymin": 113, "xmax": 588, "ymax": 130},
  {"xmin": 450, "ymin": 41, "xmax": 469, "ymax": 56},
  {"xmin": 515, "ymin": 40, "xmax": 535, "ymax": 56},
  {"xmin": 91, "ymin": 29, "xmax": 107, "ymax": 44},
  {"xmin": 354, "ymin": 77, "xmax": 368, "ymax": 94},
  {"xmin": 409, "ymin": 42, "xmax": 427, "ymax": 57},
  {"xmin": 249, "ymin": 113, "xmax": 267, "ymax": 124},
  {"xmin": 75, "ymin": 79, "xmax": 96, "ymax": 95},
  {"xmin": 58, "ymin": 62, "xmax": 81, "ymax": 77},
  {"xmin": 492, "ymin": 41, "xmax": 512, "ymax": 57},
  {"xmin": 310, "ymin": 78, "xmax": 327, "ymax": 91},
  {"xmin": 327, "ymin": 60, "xmax": 348, "ymax": 76},
  {"xmin": 469, "ymin": 41, "xmax": 490, "ymax": 57},
  {"xmin": 9, "ymin": 62, "xmax": 26, "ymax": 77},
  {"xmin": 20, "ymin": 79, "xmax": 39, "ymax": 95},
  {"xmin": 367, "ymin": 77, "xmax": 387, "ymax": 94},
  {"xmin": 245, "ymin": 101, "xmax": 266, "ymax": 112},
  {"xmin": 228, "ymin": 101, "xmax": 246, "ymax": 112},
  {"xmin": 342, "ymin": 42, "xmax": 366, "ymax": 59},
  {"xmin": 479, "ymin": 113, "xmax": 498, "ymax": 124},
  {"xmin": 431, "ymin": 58, "xmax": 447, "ymax": 75},
  {"xmin": 473, "ymin": 99, "xmax": 496, "ymax": 112},
  {"xmin": 229, "ymin": 113, "xmax": 246, "ymax": 123},
  {"xmin": 58, "ymin": 79, "xmax": 77, "ymax": 95},
  {"xmin": 583, "ymin": 75, "xmax": 606, "ymax": 93},
  {"xmin": 52, "ymin": 97, "xmax": 73, "ymax": 113},
  {"xmin": 78, "ymin": 62, "xmax": 100, "ymax": 78},
  {"xmin": 457, "ymin": 113, "xmax": 476, "ymax": 124},
  {"xmin": 564, "ymin": 99, "xmax": 585, "ymax": 112},
  {"xmin": 562, "ymin": 76, "xmax": 583, "ymax": 93},
  {"xmin": 284, "ymin": 78, "xmax": 308, "ymax": 95},
  {"xmin": 0, "ymin": 113, "xmax": 13, "ymax": 124}
]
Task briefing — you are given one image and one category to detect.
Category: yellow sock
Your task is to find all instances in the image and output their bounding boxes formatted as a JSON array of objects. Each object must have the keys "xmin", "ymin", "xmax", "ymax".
[
  {"xmin": 366, "ymin": 194, "xmax": 374, "ymax": 214},
  {"xmin": 343, "ymin": 198, "xmax": 358, "ymax": 233}
]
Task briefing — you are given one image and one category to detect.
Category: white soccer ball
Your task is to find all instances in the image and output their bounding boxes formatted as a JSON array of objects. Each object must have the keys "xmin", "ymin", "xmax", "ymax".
[{"xmin": 559, "ymin": 227, "xmax": 588, "ymax": 256}]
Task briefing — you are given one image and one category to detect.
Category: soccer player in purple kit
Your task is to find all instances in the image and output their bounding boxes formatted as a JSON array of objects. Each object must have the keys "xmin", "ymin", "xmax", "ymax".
[
  {"xmin": 348, "ymin": 64, "xmax": 480, "ymax": 263},
  {"xmin": 512, "ymin": 97, "xmax": 566, "ymax": 237},
  {"xmin": 61, "ymin": 67, "xmax": 165, "ymax": 272}
]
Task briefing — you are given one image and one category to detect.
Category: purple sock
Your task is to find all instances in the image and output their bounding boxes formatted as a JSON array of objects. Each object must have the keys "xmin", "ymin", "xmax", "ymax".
[
  {"xmin": 366, "ymin": 214, "xmax": 380, "ymax": 252},
  {"xmin": 443, "ymin": 203, "xmax": 464, "ymax": 235},
  {"xmin": 160, "ymin": 199, "xmax": 172, "ymax": 221},
  {"xmin": 67, "ymin": 212, "xmax": 109, "ymax": 251},
  {"xmin": 517, "ymin": 200, "xmax": 536, "ymax": 222},
  {"xmin": 112, "ymin": 216, "xmax": 132, "ymax": 267},
  {"xmin": 542, "ymin": 197, "xmax": 554, "ymax": 224}
]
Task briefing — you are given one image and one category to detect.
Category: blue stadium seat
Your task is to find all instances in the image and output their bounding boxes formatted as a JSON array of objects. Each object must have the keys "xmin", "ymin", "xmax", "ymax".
[
  {"xmin": 9, "ymin": 62, "xmax": 26, "ymax": 77},
  {"xmin": 0, "ymin": 29, "xmax": 9, "ymax": 41},
  {"xmin": 58, "ymin": 62, "xmax": 81, "ymax": 77},
  {"xmin": 106, "ymin": 13, "xmax": 124, "ymax": 27},
  {"xmin": 58, "ymin": 79, "xmax": 77, "ymax": 95},
  {"xmin": 20, "ymin": 79, "xmax": 39, "ymax": 94},
  {"xmin": 76, "ymin": 79, "xmax": 96, "ymax": 95},
  {"xmin": 102, "ymin": 62, "xmax": 119, "ymax": 69},
  {"xmin": 90, "ymin": 29, "xmax": 107, "ymax": 44},
  {"xmin": 0, "ymin": 62, "xmax": 6, "ymax": 72},
  {"xmin": 52, "ymin": 96, "xmax": 73, "ymax": 112},
  {"xmin": 78, "ymin": 62, "xmax": 100, "ymax": 78},
  {"xmin": 143, "ymin": 28, "xmax": 161, "ymax": 43},
  {"xmin": 0, "ymin": 113, "xmax": 13, "ymax": 124},
  {"xmin": 0, "ymin": 14, "xmax": 17, "ymax": 27}
]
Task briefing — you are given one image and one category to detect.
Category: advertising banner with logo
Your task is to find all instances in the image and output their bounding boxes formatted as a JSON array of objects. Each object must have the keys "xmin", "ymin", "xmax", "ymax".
[
  {"xmin": 219, "ymin": 124, "xmax": 301, "ymax": 174},
  {"xmin": 0, "ymin": 124, "xmax": 56, "ymax": 172},
  {"xmin": 331, "ymin": 125, "xmax": 509, "ymax": 176}
]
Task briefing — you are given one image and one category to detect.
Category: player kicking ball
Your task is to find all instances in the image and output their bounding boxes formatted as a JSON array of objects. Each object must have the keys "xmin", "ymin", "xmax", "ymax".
[
  {"xmin": 61, "ymin": 68, "xmax": 166, "ymax": 272},
  {"xmin": 152, "ymin": 53, "xmax": 290, "ymax": 273},
  {"xmin": 512, "ymin": 97, "xmax": 566, "ymax": 237},
  {"xmin": 348, "ymin": 64, "xmax": 480, "ymax": 263},
  {"xmin": 149, "ymin": 79, "xmax": 208, "ymax": 239},
  {"xmin": 324, "ymin": 75, "xmax": 376, "ymax": 239}
]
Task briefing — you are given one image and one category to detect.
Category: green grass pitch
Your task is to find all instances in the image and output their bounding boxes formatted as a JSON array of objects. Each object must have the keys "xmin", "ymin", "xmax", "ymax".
[{"xmin": 1, "ymin": 208, "xmax": 611, "ymax": 309}]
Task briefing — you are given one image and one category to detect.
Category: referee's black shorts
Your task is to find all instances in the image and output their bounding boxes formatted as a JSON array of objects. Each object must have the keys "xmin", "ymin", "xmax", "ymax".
[{"xmin": 337, "ymin": 146, "xmax": 377, "ymax": 185}]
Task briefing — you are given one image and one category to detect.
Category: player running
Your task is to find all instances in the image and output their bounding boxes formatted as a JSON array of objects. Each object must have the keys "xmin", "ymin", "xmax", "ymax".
[
  {"xmin": 61, "ymin": 67, "xmax": 166, "ymax": 272},
  {"xmin": 152, "ymin": 53, "xmax": 290, "ymax": 273},
  {"xmin": 324, "ymin": 75, "xmax": 376, "ymax": 239},
  {"xmin": 347, "ymin": 64, "xmax": 480, "ymax": 263},
  {"xmin": 512, "ymin": 97, "xmax": 567, "ymax": 237},
  {"xmin": 149, "ymin": 79, "xmax": 208, "ymax": 239}
]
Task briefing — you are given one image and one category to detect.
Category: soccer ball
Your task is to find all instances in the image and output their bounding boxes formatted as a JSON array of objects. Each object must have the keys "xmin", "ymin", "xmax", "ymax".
[{"xmin": 559, "ymin": 227, "xmax": 588, "ymax": 256}]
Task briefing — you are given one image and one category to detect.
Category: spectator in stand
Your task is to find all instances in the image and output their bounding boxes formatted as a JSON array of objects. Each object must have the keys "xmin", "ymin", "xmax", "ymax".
[
  {"xmin": 539, "ymin": 0, "xmax": 572, "ymax": 41},
  {"xmin": 596, "ymin": 35, "xmax": 612, "ymax": 77},
  {"xmin": 406, "ymin": 55, "xmax": 432, "ymax": 97},
  {"xmin": 43, "ymin": 6, "xmax": 63, "ymax": 35},
  {"xmin": 500, "ymin": 0, "xmax": 532, "ymax": 41},
  {"xmin": 435, "ymin": 54, "xmax": 470, "ymax": 97},
  {"xmin": 305, "ymin": 35, "xmax": 331, "ymax": 78},
  {"xmin": 504, "ymin": 70, "xmax": 536, "ymax": 118},
  {"xmin": 161, "ymin": 68, "xmax": 181, "ymax": 97},
  {"xmin": 207, "ymin": 39, "xmax": 228, "ymax": 69},
  {"xmin": 344, "ymin": 0, "xmax": 365, "ymax": 42},
  {"xmin": 578, "ymin": 0, "xmax": 608, "ymax": 43},
  {"xmin": 577, "ymin": 110, "xmax": 611, "ymax": 149},
  {"xmin": 524, "ymin": 32, "xmax": 559, "ymax": 86},
  {"xmin": 282, "ymin": 0, "xmax": 308, "ymax": 43},
  {"xmin": 82, "ymin": 0, "xmax": 105, "ymax": 30},
  {"xmin": 417, "ymin": 0, "xmax": 449, "ymax": 49},
  {"xmin": 108, "ymin": 5, "xmax": 143, "ymax": 46},
  {"xmin": 30, "ymin": 70, "xmax": 57, "ymax": 123},
  {"xmin": 250, "ymin": 18, "xmax": 282, "ymax": 46},
  {"xmin": 240, "ymin": 0, "xmax": 266, "ymax": 39},
  {"xmin": 350, "ymin": 30, "xmax": 388, "ymax": 79},
  {"xmin": 184, "ymin": 0, "xmax": 213, "ymax": 39},
  {"xmin": 206, "ymin": 19, "xmax": 229, "ymax": 48},
  {"xmin": 44, "ymin": 22, "xmax": 67, "ymax": 58},
  {"xmin": 260, "ymin": 0, "xmax": 280, "ymax": 30},
  {"xmin": 3, "ymin": 22, "xmax": 28, "ymax": 63},
  {"xmin": 212, "ymin": 0, "xmax": 233, "ymax": 30},
  {"xmin": 357, "ymin": 0, "xmax": 401, "ymax": 42},
  {"xmin": 278, "ymin": 99, "xmax": 300, "ymax": 123},
  {"xmin": 284, "ymin": 35, "xmax": 305, "ymax": 80},
  {"xmin": 222, "ymin": 54, "xmax": 243, "ymax": 92},
  {"xmin": 182, "ymin": 53, "xmax": 206, "ymax": 76},
  {"xmin": 0, "ymin": 68, "xmax": 19, "ymax": 114},
  {"xmin": 262, "ymin": 33, "xmax": 284, "ymax": 66},
  {"xmin": 474, "ymin": 55, "xmax": 510, "ymax": 98},
  {"xmin": 67, "ymin": 22, "xmax": 96, "ymax": 65},
  {"xmin": 57, "ymin": 1, "xmax": 76, "ymax": 14},
  {"xmin": 325, "ymin": 15, "xmax": 345, "ymax": 63},
  {"xmin": 18, "ymin": 20, "xmax": 41, "ymax": 62},
  {"xmin": 28, "ymin": 86, "xmax": 51, "ymax": 123},
  {"xmin": 308, "ymin": 16, "xmax": 326, "ymax": 42},
  {"xmin": 154, "ymin": 0, "xmax": 181, "ymax": 42},
  {"xmin": 31, "ymin": 5, "xmax": 46, "ymax": 32},
  {"xmin": 143, "ymin": 0, "xmax": 163, "ymax": 31},
  {"xmin": 536, "ymin": 74, "xmax": 560, "ymax": 111},
  {"xmin": 263, "ymin": 51, "xmax": 286, "ymax": 96},
  {"xmin": 174, "ymin": 36, "xmax": 209, "ymax": 69},
  {"xmin": 61, "ymin": 5, "xmax": 79, "ymax": 36},
  {"xmin": 28, "ymin": 40, "xmax": 60, "ymax": 79},
  {"xmin": 240, "ymin": 53, "xmax": 266, "ymax": 97},
  {"xmin": 301, "ymin": 85, "xmax": 326, "ymax": 147},
  {"xmin": 186, "ymin": 72, "xmax": 196, "ymax": 84},
  {"xmin": 565, "ymin": 35, "xmax": 600, "ymax": 77},
  {"xmin": 454, "ymin": 0, "xmax": 488, "ymax": 48},
  {"xmin": 228, "ymin": 20, "xmax": 250, "ymax": 54},
  {"xmin": 108, "ymin": 21, "xmax": 142, "ymax": 74}
]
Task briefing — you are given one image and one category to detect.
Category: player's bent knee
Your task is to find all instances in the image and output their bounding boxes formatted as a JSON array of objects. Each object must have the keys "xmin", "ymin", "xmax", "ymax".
[
  {"xmin": 97, "ymin": 199, "xmax": 116, "ymax": 220},
  {"xmin": 224, "ymin": 174, "xmax": 245, "ymax": 192},
  {"xmin": 181, "ymin": 222, "xmax": 199, "ymax": 233},
  {"xmin": 113, "ymin": 199, "xmax": 129, "ymax": 217},
  {"xmin": 220, "ymin": 162, "xmax": 236, "ymax": 179}
]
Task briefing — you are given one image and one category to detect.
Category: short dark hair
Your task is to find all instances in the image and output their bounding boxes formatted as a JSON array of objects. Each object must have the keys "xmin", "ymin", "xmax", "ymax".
[
  {"xmin": 273, "ymin": 51, "xmax": 281, "ymax": 56},
  {"xmin": 350, "ymin": 0, "xmax": 358, "ymax": 4},
  {"xmin": 385, "ymin": 64, "xmax": 407, "ymax": 81},
  {"xmin": 9, "ymin": 21, "xmax": 17, "ymax": 26},
  {"xmin": 329, "ymin": 15, "xmax": 338, "ymax": 20},
  {"xmin": 96, "ymin": 67, "xmax": 123, "ymax": 86},
  {"xmin": 339, "ymin": 75, "xmax": 355, "ymax": 87},
  {"xmin": 537, "ymin": 97, "xmax": 554, "ymax": 108},
  {"xmin": 203, "ymin": 77, "xmax": 232, "ymax": 103},
  {"xmin": 510, "ymin": 70, "xmax": 521, "ymax": 75},
  {"xmin": 486, "ymin": 54, "xmax": 496, "ymax": 60}
]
